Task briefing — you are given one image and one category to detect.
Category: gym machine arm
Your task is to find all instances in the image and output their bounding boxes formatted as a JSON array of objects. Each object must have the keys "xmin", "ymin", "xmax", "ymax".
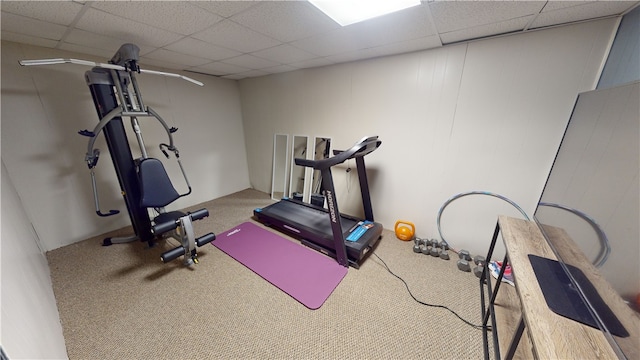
[
  {"xmin": 79, "ymin": 102, "xmax": 193, "ymax": 218},
  {"xmin": 19, "ymin": 58, "xmax": 204, "ymax": 86}
]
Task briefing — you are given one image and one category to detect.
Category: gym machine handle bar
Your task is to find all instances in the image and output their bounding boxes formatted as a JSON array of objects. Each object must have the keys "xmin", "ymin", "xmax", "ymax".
[
  {"xmin": 295, "ymin": 135, "xmax": 381, "ymax": 170},
  {"xmin": 90, "ymin": 167, "xmax": 120, "ymax": 217}
]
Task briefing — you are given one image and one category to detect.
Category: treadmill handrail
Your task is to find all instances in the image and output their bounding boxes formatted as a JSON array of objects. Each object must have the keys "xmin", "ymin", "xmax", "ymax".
[{"xmin": 295, "ymin": 135, "xmax": 381, "ymax": 170}]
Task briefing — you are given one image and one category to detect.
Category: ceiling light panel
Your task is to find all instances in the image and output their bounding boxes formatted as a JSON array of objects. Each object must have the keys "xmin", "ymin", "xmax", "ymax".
[
  {"xmin": 232, "ymin": 1, "xmax": 340, "ymax": 42},
  {"xmin": 309, "ymin": 0, "xmax": 421, "ymax": 26}
]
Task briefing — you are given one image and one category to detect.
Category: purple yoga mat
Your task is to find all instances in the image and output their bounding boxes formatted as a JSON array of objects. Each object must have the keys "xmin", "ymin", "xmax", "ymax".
[{"xmin": 213, "ymin": 222, "xmax": 348, "ymax": 309}]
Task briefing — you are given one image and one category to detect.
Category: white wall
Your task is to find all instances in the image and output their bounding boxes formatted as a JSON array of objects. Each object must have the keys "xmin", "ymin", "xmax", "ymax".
[
  {"xmin": 239, "ymin": 19, "xmax": 617, "ymax": 258},
  {"xmin": 599, "ymin": 6, "xmax": 640, "ymax": 88},
  {"xmin": 1, "ymin": 160, "xmax": 68, "ymax": 359},
  {"xmin": 1, "ymin": 41, "xmax": 251, "ymax": 251}
]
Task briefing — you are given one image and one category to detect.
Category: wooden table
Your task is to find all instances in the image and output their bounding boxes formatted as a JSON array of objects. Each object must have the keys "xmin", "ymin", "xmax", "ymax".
[{"xmin": 480, "ymin": 216, "xmax": 638, "ymax": 359}]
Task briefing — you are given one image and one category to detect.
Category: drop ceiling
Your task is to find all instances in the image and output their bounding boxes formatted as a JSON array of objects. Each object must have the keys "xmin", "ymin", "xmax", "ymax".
[{"xmin": 1, "ymin": 1, "xmax": 638, "ymax": 80}]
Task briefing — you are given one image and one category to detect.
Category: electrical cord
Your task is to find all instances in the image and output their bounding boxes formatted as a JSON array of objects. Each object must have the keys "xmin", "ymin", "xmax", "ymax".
[{"xmin": 373, "ymin": 253, "xmax": 488, "ymax": 331}]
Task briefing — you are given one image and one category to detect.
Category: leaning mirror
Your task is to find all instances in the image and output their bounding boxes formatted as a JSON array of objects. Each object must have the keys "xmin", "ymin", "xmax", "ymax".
[
  {"xmin": 289, "ymin": 135, "xmax": 309, "ymax": 201},
  {"xmin": 534, "ymin": 81, "xmax": 639, "ymax": 358},
  {"xmin": 271, "ymin": 134, "xmax": 289, "ymax": 201},
  {"xmin": 310, "ymin": 136, "xmax": 331, "ymax": 207}
]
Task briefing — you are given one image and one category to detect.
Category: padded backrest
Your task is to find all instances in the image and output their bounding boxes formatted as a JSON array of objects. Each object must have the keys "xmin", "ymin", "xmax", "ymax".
[{"xmin": 138, "ymin": 158, "xmax": 180, "ymax": 208}]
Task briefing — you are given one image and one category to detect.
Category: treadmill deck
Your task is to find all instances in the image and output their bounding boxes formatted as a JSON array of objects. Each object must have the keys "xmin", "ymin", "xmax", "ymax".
[{"xmin": 254, "ymin": 199, "xmax": 382, "ymax": 267}]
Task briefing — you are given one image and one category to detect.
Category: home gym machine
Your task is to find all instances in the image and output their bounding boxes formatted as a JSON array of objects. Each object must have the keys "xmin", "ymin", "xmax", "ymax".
[
  {"xmin": 19, "ymin": 44, "xmax": 215, "ymax": 266},
  {"xmin": 254, "ymin": 135, "xmax": 383, "ymax": 268}
]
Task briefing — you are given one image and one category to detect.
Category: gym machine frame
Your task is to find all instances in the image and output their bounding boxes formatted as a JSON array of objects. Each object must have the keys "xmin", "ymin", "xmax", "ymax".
[{"xmin": 20, "ymin": 44, "xmax": 215, "ymax": 266}]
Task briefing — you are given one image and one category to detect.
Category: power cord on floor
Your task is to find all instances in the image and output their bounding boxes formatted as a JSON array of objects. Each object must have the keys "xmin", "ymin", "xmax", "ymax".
[{"xmin": 373, "ymin": 253, "xmax": 488, "ymax": 331}]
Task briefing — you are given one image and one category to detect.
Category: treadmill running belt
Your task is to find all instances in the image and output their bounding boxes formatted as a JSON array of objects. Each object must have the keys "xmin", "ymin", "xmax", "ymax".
[{"xmin": 264, "ymin": 200, "xmax": 358, "ymax": 236}]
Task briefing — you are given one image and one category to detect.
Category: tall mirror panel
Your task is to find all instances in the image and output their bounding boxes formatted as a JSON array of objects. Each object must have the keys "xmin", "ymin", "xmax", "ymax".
[
  {"xmin": 534, "ymin": 81, "xmax": 639, "ymax": 358},
  {"xmin": 289, "ymin": 135, "xmax": 309, "ymax": 200},
  {"xmin": 309, "ymin": 136, "xmax": 331, "ymax": 207},
  {"xmin": 271, "ymin": 134, "xmax": 289, "ymax": 201}
]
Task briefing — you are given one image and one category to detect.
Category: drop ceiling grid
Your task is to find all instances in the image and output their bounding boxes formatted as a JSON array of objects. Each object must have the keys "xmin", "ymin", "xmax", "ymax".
[
  {"xmin": 0, "ymin": 1, "xmax": 83, "ymax": 26},
  {"xmin": 165, "ymin": 37, "xmax": 243, "ymax": 62},
  {"xmin": 64, "ymin": 28, "xmax": 143, "ymax": 55},
  {"xmin": 192, "ymin": 19, "xmax": 282, "ymax": 54},
  {"xmin": 144, "ymin": 48, "xmax": 211, "ymax": 68},
  {"xmin": 1, "ymin": 1, "xmax": 638, "ymax": 79},
  {"xmin": 251, "ymin": 44, "xmax": 318, "ymax": 64},
  {"xmin": 530, "ymin": 1, "xmax": 639, "ymax": 29},
  {"xmin": 74, "ymin": 8, "xmax": 183, "ymax": 48},
  {"xmin": 1, "ymin": 12, "xmax": 68, "ymax": 40},
  {"xmin": 429, "ymin": 1, "xmax": 546, "ymax": 33},
  {"xmin": 439, "ymin": 16, "xmax": 537, "ymax": 44},
  {"xmin": 89, "ymin": 1, "xmax": 224, "ymax": 36}
]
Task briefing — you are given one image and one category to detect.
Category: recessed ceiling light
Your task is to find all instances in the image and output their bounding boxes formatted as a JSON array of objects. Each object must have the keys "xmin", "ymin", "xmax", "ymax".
[{"xmin": 309, "ymin": 0, "xmax": 421, "ymax": 26}]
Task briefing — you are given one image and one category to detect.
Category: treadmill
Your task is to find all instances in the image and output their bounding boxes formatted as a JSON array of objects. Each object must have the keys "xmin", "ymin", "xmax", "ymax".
[{"xmin": 254, "ymin": 136, "xmax": 383, "ymax": 268}]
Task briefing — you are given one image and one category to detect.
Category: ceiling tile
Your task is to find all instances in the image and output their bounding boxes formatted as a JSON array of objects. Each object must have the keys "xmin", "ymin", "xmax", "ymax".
[
  {"xmin": 251, "ymin": 44, "xmax": 317, "ymax": 64},
  {"xmin": 1, "ymin": 1, "xmax": 636, "ymax": 80},
  {"xmin": 221, "ymin": 73, "xmax": 250, "ymax": 80},
  {"xmin": 193, "ymin": 19, "xmax": 282, "ymax": 53},
  {"xmin": 291, "ymin": 28, "xmax": 365, "ymax": 57},
  {"xmin": 144, "ymin": 48, "xmax": 211, "ymax": 67},
  {"xmin": 192, "ymin": 1, "xmax": 259, "ymax": 18},
  {"xmin": 343, "ymin": 3, "xmax": 437, "ymax": 48},
  {"xmin": 74, "ymin": 8, "xmax": 183, "ymax": 48},
  {"xmin": 230, "ymin": 1, "xmax": 339, "ymax": 42},
  {"xmin": 262, "ymin": 64, "xmax": 300, "ymax": 74},
  {"xmin": 542, "ymin": 1, "xmax": 604, "ymax": 12},
  {"xmin": 289, "ymin": 57, "xmax": 336, "ymax": 70},
  {"xmin": 0, "ymin": 1, "xmax": 84, "ymax": 25},
  {"xmin": 365, "ymin": 35, "xmax": 443, "ymax": 57},
  {"xmin": 191, "ymin": 61, "xmax": 252, "ymax": 76},
  {"xmin": 326, "ymin": 37, "xmax": 440, "ymax": 64},
  {"xmin": 57, "ymin": 43, "xmax": 115, "ymax": 60},
  {"xmin": 325, "ymin": 49, "xmax": 377, "ymax": 64},
  {"xmin": 164, "ymin": 37, "xmax": 242, "ymax": 61},
  {"xmin": 221, "ymin": 54, "xmax": 280, "ymax": 70},
  {"xmin": 137, "ymin": 57, "xmax": 183, "ymax": 72},
  {"xmin": 439, "ymin": 16, "xmax": 535, "ymax": 44},
  {"xmin": 64, "ymin": 29, "xmax": 133, "ymax": 54},
  {"xmin": 530, "ymin": 1, "xmax": 638, "ymax": 29},
  {"xmin": 1, "ymin": 12, "xmax": 67, "ymax": 41},
  {"xmin": 232, "ymin": 69, "xmax": 270, "ymax": 79},
  {"xmin": 429, "ymin": 1, "xmax": 544, "ymax": 33},
  {"xmin": 0, "ymin": 31, "xmax": 59, "ymax": 48},
  {"xmin": 89, "ymin": 2, "xmax": 222, "ymax": 36}
]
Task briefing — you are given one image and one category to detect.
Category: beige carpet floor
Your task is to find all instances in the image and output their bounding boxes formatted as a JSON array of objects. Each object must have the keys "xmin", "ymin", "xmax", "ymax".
[{"xmin": 47, "ymin": 188, "xmax": 487, "ymax": 359}]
